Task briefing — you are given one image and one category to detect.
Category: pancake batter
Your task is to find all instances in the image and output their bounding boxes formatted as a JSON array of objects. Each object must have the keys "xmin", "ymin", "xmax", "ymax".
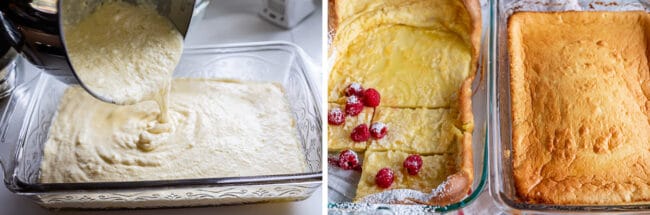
[
  {"xmin": 43, "ymin": 1, "xmax": 307, "ymax": 183},
  {"xmin": 40, "ymin": 79, "xmax": 308, "ymax": 183},
  {"xmin": 65, "ymin": 1, "xmax": 182, "ymax": 121}
]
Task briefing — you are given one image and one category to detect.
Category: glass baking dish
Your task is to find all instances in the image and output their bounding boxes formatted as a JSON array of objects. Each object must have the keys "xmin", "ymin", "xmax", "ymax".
[
  {"xmin": 0, "ymin": 42, "xmax": 322, "ymax": 209},
  {"xmin": 488, "ymin": 0, "xmax": 650, "ymax": 213},
  {"xmin": 327, "ymin": 1, "xmax": 490, "ymax": 213}
]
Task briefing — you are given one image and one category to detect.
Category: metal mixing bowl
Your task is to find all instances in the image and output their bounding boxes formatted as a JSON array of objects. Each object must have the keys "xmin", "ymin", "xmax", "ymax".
[{"xmin": 0, "ymin": 0, "xmax": 196, "ymax": 104}]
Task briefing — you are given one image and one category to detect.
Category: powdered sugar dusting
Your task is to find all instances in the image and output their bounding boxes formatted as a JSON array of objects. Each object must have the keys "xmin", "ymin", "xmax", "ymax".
[
  {"xmin": 370, "ymin": 122, "xmax": 386, "ymax": 133},
  {"xmin": 347, "ymin": 95, "xmax": 360, "ymax": 104},
  {"xmin": 357, "ymin": 180, "xmax": 451, "ymax": 204},
  {"xmin": 430, "ymin": 180, "xmax": 450, "ymax": 196},
  {"xmin": 330, "ymin": 108, "xmax": 344, "ymax": 118},
  {"xmin": 345, "ymin": 150, "xmax": 359, "ymax": 159},
  {"xmin": 358, "ymin": 189, "xmax": 429, "ymax": 204},
  {"xmin": 328, "ymin": 107, "xmax": 346, "ymax": 125},
  {"xmin": 350, "ymin": 82, "xmax": 362, "ymax": 91},
  {"xmin": 404, "ymin": 159, "xmax": 416, "ymax": 165}
]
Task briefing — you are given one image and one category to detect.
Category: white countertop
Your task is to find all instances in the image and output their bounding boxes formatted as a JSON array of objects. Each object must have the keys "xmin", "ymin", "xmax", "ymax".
[
  {"xmin": 185, "ymin": 0, "xmax": 322, "ymax": 65},
  {"xmin": 0, "ymin": 0, "xmax": 323, "ymax": 214}
]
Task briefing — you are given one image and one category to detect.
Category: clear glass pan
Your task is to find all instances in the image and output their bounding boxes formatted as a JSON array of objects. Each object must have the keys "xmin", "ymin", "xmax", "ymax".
[
  {"xmin": 0, "ymin": 42, "xmax": 322, "ymax": 209},
  {"xmin": 488, "ymin": 0, "xmax": 650, "ymax": 213},
  {"xmin": 327, "ymin": 1, "xmax": 491, "ymax": 213}
]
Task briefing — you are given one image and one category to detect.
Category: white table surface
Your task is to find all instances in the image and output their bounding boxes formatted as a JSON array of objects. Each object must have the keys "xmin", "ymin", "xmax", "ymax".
[{"xmin": 0, "ymin": 0, "xmax": 323, "ymax": 214}]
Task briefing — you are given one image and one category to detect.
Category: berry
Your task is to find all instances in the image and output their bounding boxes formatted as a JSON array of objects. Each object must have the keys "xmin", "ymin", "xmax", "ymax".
[
  {"xmin": 328, "ymin": 157, "xmax": 339, "ymax": 166},
  {"xmin": 345, "ymin": 83, "xmax": 364, "ymax": 97},
  {"xmin": 350, "ymin": 124, "xmax": 370, "ymax": 142},
  {"xmin": 362, "ymin": 88, "xmax": 381, "ymax": 107},
  {"xmin": 345, "ymin": 95, "xmax": 364, "ymax": 116},
  {"xmin": 328, "ymin": 108, "xmax": 346, "ymax": 125},
  {"xmin": 375, "ymin": 167, "xmax": 394, "ymax": 188},
  {"xmin": 403, "ymin": 154, "xmax": 423, "ymax": 175},
  {"xmin": 370, "ymin": 122, "xmax": 388, "ymax": 139},
  {"xmin": 337, "ymin": 149, "xmax": 359, "ymax": 170}
]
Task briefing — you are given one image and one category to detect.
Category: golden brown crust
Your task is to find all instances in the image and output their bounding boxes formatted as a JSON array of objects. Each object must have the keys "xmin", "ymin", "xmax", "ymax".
[
  {"xmin": 461, "ymin": 0, "xmax": 483, "ymax": 95},
  {"xmin": 328, "ymin": 0, "xmax": 481, "ymax": 205},
  {"xmin": 456, "ymin": 77, "xmax": 475, "ymax": 200},
  {"xmin": 441, "ymin": 0, "xmax": 480, "ymax": 205},
  {"xmin": 509, "ymin": 11, "xmax": 650, "ymax": 205},
  {"xmin": 463, "ymin": 0, "xmax": 482, "ymax": 69},
  {"xmin": 409, "ymin": 171, "xmax": 472, "ymax": 205}
]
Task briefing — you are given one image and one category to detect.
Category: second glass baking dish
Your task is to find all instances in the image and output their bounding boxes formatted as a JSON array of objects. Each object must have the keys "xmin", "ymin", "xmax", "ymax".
[
  {"xmin": 488, "ymin": 0, "xmax": 650, "ymax": 213},
  {"xmin": 0, "ymin": 42, "xmax": 322, "ymax": 209}
]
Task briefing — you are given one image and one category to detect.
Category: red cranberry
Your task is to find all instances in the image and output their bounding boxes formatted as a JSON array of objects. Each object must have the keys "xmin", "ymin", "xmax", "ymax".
[
  {"xmin": 375, "ymin": 167, "xmax": 394, "ymax": 188},
  {"xmin": 345, "ymin": 83, "xmax": 364, "ymax": 97},
  {"xmin": 403, "ymin": 154, "xmax": 423, "ymax": 175},
  {"xmin": 362, "ymin": 88, "xmax": 381, "ymax": 107},
  {"xmin": 370, "ymin": 122, "xmax": 387, "ymax": 139},
  {"xmin": 350, "ymin": 124, "xmax": 370, "ymax": 142},
  {"xmin": 345, "ymin": 95, "xmax": 364, "ymax": 116},
  {"xmin": 337, "ymin": 149, "xmax": 359, "ymax": 170},
  {"xmin": 328, "ymin": 108, "xmax": 345, "ymax": 125}
]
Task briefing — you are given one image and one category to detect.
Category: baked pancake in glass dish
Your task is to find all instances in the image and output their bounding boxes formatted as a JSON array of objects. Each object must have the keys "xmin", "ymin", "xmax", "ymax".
[
  {"xmin": 509, "ymin": 11, "xmax": 650, "ymax": 205},
  {"xmin": 327, "ymin": 0, "xmax": 481, "ymax": 205}
]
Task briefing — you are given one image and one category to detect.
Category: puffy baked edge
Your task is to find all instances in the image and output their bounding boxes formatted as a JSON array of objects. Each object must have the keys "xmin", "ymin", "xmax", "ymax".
[
  {"xmin": 506, "ymin": 11, "xmax": 650, "ymax": 205},
  {"xmin": 507, "ymin": 12, "xmax": 530, "ymax": 204},
  {"xmin": 327, "ymin": 0, "xmax": 481, "ymax": 206}
]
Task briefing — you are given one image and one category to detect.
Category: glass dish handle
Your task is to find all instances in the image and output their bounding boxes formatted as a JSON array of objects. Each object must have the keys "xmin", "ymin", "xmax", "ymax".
[
  {"xmin": 0, "ymin": 89, "xmax": 20, "ymax": 178},
  {"xmin": 0, "ymin": 95, "xmax": 17, "ymax": 178},
  {"xmin": 0, "ymin": 66, "xmax": 40, "ymax": 178}
]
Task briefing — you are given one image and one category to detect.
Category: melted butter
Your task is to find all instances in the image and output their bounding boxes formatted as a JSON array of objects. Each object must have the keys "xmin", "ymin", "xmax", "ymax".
[{"xmin": 328, "ymin": 0, "xmax": 474, "ymax": 108}]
